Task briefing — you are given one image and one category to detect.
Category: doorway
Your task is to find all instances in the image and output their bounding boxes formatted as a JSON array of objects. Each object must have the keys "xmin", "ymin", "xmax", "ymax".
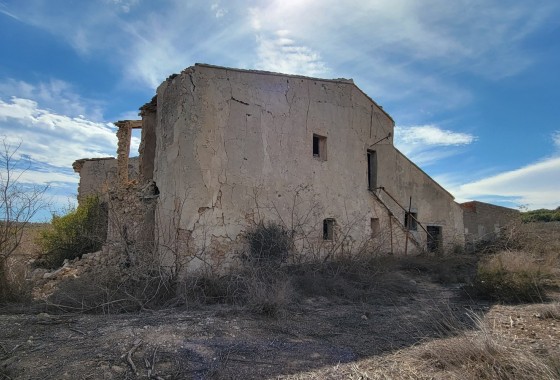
[{"xmin": 427, "ymin": 226, "xmax": 442, "ymax": 252}]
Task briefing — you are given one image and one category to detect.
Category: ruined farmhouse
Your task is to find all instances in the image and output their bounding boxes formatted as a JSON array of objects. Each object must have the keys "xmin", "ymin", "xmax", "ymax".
[{"xmin": 73, "ymin": 64, "xmax": 517, "ymax": 272}]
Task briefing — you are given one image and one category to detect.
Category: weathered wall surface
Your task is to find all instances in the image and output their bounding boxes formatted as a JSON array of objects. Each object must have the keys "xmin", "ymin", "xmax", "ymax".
[
  {"xmin": 461, "ymin": 201, "xmax": 520, "ymax": 244},
  {"xmin": 374, "ymin": 147, "xmax": 466, "ymax": 251},
  {"xmin": 73, "ymin": 157, "xmax": 139, "ymax": 202},
  {"xmin": 152, "ymin": 64, "xmax": 465, "ymax": 271}
]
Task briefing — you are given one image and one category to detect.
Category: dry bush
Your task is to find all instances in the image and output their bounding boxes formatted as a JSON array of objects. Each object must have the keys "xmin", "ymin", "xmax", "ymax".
[
  {"xmin": 180, "ymin": 264, "xmax": 293, "ymax": 317},
  {"xmin": 397, "ymin": 254, "xmax": 478, "ymax": 284},
  {"xmin": 468, "ymin": 250, "xmax": 552, "ymax": 303},
  {"xmin": 419, "ymin": 316, "xmax": 560, "ymax": 380},
  {"xmin": 45, "ymin": 246, "xmax": 177, "ymax": 314},
  {"xmin": 0, "ymin": 257, "xmax": 32, "ymax": 304},
  {"xmin": 244, "ymin": 222, "xmax": 292, "ymax": 264},
  {"xmin": 535, "ymin": 302, "xmax": 560, "ymax": 320},
  {"xmin": 288, "ymin": 256, "xmax": 419, "ymax": 305}
]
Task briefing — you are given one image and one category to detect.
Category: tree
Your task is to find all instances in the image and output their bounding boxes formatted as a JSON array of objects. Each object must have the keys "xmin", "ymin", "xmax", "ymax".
[{"xmin": 0, "ymin": 137, "xmax": 48, "ymax": 301}]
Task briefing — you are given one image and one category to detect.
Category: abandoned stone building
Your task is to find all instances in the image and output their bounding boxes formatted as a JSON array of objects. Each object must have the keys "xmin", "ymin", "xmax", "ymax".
[{"xmin": 73, "ymin": 64, "xmax": 517, "ymax": 272}]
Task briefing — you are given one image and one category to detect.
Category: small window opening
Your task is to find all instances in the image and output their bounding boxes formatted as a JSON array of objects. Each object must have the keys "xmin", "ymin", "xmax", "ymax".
[
  {"xmin": 313, "ymin": 134, "xmax": 327, "ymax": 160},
  {"xmin": 405, "ymin": 212, "xmax": 417, "ymax": 231},
  {"xmin": 130, "ymin": 128, "xmax": 142, "ymax": 158},
  {"xmin": 367, "ymin": 150, "xmax": 377, "ymax": 190},
  {"xmin": 323, "ymin": 218, "xmax": 335, "ymax": 240},
  {"xmin": 371, "ymin": 218, "xmax": 380, "ymax": 237}
]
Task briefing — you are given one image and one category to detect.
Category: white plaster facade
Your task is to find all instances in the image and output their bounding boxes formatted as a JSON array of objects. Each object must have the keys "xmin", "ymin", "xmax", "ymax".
[{"xmin": 141, "ymin": 64, "xmax": 465, "ymax": 270}]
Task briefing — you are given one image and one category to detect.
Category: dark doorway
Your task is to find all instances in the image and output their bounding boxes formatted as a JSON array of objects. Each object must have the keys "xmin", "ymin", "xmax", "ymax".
[
  {"xmin": 367, "ymin": 150, "xmax": 377, "ymax": 190},
  {"xmin": 427, "ymin": 226, "xmax": 442, "ymax": 252}
]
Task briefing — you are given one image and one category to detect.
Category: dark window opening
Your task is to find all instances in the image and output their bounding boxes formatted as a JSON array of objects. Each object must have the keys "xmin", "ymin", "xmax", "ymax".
[
  {"xmin": 371, "ymin": 218, "xmax": 380, "ymax": 236},
  {"xmin": 405, "ymin": 212, "xmax": 418, "ymax": 231},
  {"xmin": 313, "ymin": 134, "xmax": 327, "ymax": 160},
  {"xmin": 323, "ymin": 218, "xmax": 335, "ymax": 240},
  {"xmin": 367, "ymin": 150, "xmax": 377, "ymax": 190},
  {"xmin": 427, "ymin": 226, "xmax": 442, "ymax": 252}
]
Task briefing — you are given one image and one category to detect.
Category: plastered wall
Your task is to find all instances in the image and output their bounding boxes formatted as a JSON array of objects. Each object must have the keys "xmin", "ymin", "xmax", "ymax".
[{"xmin": 151, "ymin": 65, "xmax": 465, "ymax": 271}]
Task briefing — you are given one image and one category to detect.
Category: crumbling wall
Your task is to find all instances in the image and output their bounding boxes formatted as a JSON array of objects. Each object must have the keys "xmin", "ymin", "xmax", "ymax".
[
  {"xmin": 139, "ymin": 97, "xmax": 157, "ymax": 182},
  {"xmin": 72, "ymin": 157, "xmax": 139, "ymax": 202},
  {"xmin": 106, "ymin": 182, "xmax": 158, "ymax": 265},
  {"xmin": 149, "ymin": 64, "xmax": 466, "ymax": 274}
]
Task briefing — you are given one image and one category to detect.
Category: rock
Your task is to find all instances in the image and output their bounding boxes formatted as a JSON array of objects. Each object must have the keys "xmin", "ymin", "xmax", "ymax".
[{"xmin": 111, "ymin": 365, "xmax": 126, "ymax": 374}]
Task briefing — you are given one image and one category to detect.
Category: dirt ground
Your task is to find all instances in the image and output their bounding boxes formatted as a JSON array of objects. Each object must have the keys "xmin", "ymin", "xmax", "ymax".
[
  {"xmin": 0, "ymin": 272, "xmax": 493, "ymax": 380},
  {"xmin": 2, "ymin": 222, "xmax": 559, "ymax": 379}
]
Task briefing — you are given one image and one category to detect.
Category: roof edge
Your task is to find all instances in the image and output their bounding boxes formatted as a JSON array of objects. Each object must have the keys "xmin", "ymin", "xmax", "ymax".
[{"xmin": 192, "ymin": 63, "xmax": 395, "ymax": 124}]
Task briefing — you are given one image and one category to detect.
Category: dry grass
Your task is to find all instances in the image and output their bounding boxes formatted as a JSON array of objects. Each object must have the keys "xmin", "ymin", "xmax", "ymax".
[
  {"xmin": 280, "ymin": 311, "xmax": 560, "ymax": 380},
  {"xmin": 468, "ymin": 250, "xmax": 552, "ymax": 303},
  {"xmin": 418, "ymin": 321, "xmax": 559, "ymax": 380}
]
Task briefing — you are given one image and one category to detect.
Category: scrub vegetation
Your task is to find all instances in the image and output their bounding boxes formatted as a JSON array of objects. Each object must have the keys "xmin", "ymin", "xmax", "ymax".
[{"xmin": 1, "ymin": 210, "xmax": 560, "ymax": 378}]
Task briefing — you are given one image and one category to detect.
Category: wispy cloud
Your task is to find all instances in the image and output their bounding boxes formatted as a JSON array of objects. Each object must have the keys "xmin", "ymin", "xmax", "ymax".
[
  {"xmin": 439, "ymin": 133, "xmax": 560, "ymax": 209},
  {"xmin": 254, "ymin": 30, "xmax": 328, "ymax": 77},
  {"xmin": 104, "ymin": 0, "xmax": 139, "ymax": 14},
  {"xmin": 394, "ymin": 124, "xmax": 476, "ymax": 166},
  {"xmin": 211, "ymin": 3, "xmax": 227, "ymax": 18},
  {"xmin": 553, "ymin": 130, "xmax": 560, "ymax": 149},
  {"xmin": 0, "ymin": 78, "xmax": 104, "ymax": 120},
  {"xmin": 451, "ymin": 157, "xmax": 560, "ymax": 209},
  {"xmin": 3, "ymin": 0, "xmax": 557, "ymax": 103}
]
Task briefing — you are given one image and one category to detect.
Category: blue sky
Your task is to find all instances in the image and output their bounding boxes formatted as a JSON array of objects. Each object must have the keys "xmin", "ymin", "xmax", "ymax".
[{"xmin": 1, "ymin": 0, "xmax": 559, "ymax": 220}]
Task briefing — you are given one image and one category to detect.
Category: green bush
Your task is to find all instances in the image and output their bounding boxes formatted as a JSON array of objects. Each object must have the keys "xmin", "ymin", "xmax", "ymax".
[
  {"xmin": 521, "ymin": 208, "xmax": 560, "ymax": 223},
  {"xmin": 36, "ymin": 196, "xmax": 107, "ymax": 269}
]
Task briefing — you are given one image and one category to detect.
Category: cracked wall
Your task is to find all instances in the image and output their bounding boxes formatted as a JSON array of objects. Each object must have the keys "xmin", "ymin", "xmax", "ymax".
[
  {"xmin": 151, "ymin": 64, "xmax": 465, "ymax": 272},
  {"xmin": 73, "ymin": 157, "xmax": 139, "ymax": 202}
]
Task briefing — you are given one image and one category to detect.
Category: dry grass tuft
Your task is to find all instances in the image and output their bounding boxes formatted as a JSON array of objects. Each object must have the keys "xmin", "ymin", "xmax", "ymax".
[
  {"xmin": 468, "ymin": 250, "xmax": 552, "ymax": 303},
  {"xmin": 418, "ymin": 315, "xmax": 560, "ymax": 380}
]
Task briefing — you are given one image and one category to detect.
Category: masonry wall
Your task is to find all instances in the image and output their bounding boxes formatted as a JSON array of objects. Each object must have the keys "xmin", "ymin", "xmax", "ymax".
[
  {"xmin": 151, "ymin": 64, "xmax": 465, "ymax": 272},
  {"xmin": 73, "ymin": 157, "xmax": 139, "ymax": 202},
  {"xmin": 374, "ymin": 146, "xmax": 466, "ymax": 251},
  {"xmin": 462, "ymin": 201, "xmax": 520, "ymax": 245}
]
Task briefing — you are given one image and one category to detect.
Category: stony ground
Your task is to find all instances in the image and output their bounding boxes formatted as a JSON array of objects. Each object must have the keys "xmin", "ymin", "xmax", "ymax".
[{"xmin": 0, "ymin": 273, "xmax": 496, "ymax": 380}]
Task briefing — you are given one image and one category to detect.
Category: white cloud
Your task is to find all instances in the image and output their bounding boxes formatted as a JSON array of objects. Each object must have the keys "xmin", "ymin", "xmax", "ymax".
[
  {"xmin": 396, "ymin": 125, "xmax": 476, "ymax": 146},
  {"xmin": 394, "ymin": 124, "xmax": 476, "ymax": 166},
  {"xmin": 0, "ymin": 97, "xmax": 116, "ymax": 168},
  {"xmin": 448, "ymin": 157, "xmax": 560, "ymax": 210},
  {"xmin": 0, "ymin": 78, "xmax": 104, "ymax": 120},
  {"xmin": 254, "ymin": 31, "xmax": 329, "ymax": 77},
  {"xmin": 12, "ymin": 167, "xmax": 79, "ymax": 185},
  {"xmin": 438, "ymin": 133, "xmax": 560, "ymax": 210}
]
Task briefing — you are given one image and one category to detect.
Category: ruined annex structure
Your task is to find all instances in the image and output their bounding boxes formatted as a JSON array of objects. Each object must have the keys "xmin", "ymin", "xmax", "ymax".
[
  {"xmin": 73, "ymin": 64, "xmax": 517, "ymax": 272},
  {"xmin": 461, "ymin": 201, "xmax": 520, "ymax": 248}
]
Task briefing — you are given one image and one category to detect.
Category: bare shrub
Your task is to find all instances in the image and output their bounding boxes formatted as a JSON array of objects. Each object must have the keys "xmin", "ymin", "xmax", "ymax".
[
  {"xmin": 180, "ymin": 264, "xmax": 293, "ymax": 317},
  {"xmin": 289, "ymin": 256, "xmax": 418, "ymax": 304},
  {"xmin": 468, "ymin": 250, "xmax": 551, "ymax": 303},
  {"xmin": 46, "ymin": 264, "xmax": 177, "ymax": 313},
  {"xmin": 244, "ymin": 222, "xmax": 292, "ymax": 265},
  {"xmin": 0, "ymin": 138, "xmax": 48, "ymax": 303}
]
